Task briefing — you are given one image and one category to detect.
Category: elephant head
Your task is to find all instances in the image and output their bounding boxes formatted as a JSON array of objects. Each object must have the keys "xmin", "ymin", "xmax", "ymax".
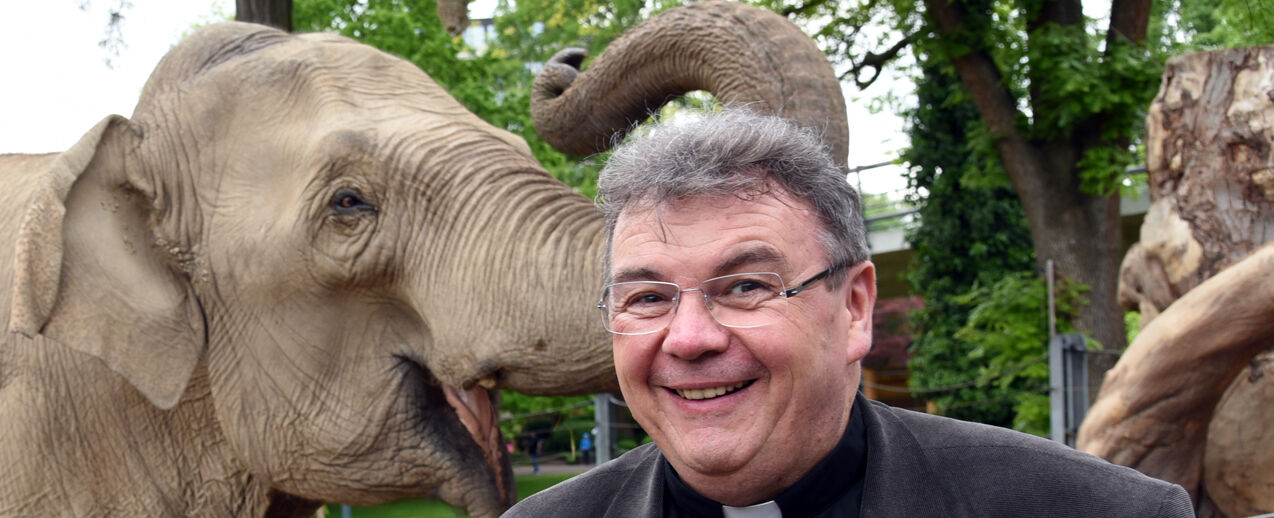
[
  {"xmin": 4, "ymin": 3, "xmax": 845, "ymax": 516},
  {"xmin": 8, "ymin": 23, "xmax": 612, "ymax": 516}
]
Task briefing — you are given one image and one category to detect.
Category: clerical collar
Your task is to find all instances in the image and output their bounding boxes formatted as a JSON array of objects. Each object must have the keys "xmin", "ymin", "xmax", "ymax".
[{"xmin": 661, "ymin": 401, "xmax": 867, "ymax": 518}]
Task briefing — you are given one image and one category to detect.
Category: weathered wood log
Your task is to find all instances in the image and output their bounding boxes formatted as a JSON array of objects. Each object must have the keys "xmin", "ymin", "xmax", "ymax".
[
  {"xmin": 1204, "ymin": 351, "xmax": 1274, "ymax": 518},
  {"xmin": 1100, "ymin": 46, "xmax": 1274, "ymax": 515},
  {"xmin": 1079, "ymin": 242, "xmax": 1274, "ymax": 503},
  {"xmin": 1122, "ymin": 46, "xmax": 1274, "ymax": 322}
]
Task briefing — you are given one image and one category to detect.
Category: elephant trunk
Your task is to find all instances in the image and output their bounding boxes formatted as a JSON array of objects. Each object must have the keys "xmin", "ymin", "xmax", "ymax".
[
  {"xmin": 420, "ymin": 154, "xmax": 618, "ymax": 396},
  {"xmin": 437, "ymin": 0, "xmax": 470, "ymax": 36},
  {"xmin": 531, "ymin": 1, "xmax": 849, "ymax": 169}
]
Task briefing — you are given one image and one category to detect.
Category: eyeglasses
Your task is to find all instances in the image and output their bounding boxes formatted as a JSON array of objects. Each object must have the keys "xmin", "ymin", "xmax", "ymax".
[{"xmin": 597, "ymin": 263, "xmax": 847, "ymax": 336}]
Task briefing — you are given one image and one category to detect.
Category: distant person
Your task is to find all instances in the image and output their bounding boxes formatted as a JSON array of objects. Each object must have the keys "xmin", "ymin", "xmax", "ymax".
[
  {"xmin": 503, "ymin": 109, "xmax": 1192, "ymax": 517},
  {"xmin": 527, "ymin": 434, "xmax": 545, "ymax": 475},
  {"xmin": 579, "ymin": 432, "xmax": 593, "ymax": 465}
]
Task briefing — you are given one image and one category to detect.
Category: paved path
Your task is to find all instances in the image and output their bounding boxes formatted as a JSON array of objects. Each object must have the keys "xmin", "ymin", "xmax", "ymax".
[{"xmin": 513, "ymin": 458, "xmax": 595, "ymax": 477}]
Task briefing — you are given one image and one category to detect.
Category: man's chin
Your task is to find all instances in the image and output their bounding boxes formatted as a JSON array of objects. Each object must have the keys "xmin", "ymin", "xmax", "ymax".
[{"xmin": 663, "ymin": 429, "xmax": 759, "ymax": 477}]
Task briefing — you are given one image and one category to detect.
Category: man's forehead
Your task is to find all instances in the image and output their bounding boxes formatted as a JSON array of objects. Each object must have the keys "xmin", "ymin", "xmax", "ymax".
[
  {"xmin": 611, "ymin": 244, "xmax": 790, "ymax": 283},
  {"xmin": 616, "ymin": 189, "xmax": 815, "ymax": 233},
  {"xmin": 610, "ymin": 192, "xmax": 816, "ymax": 282}
]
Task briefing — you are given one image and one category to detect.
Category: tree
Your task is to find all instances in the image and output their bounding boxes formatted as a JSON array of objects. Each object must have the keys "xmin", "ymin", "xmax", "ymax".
[
  {"xmin": 900, "ymin": 38, "xmax": 1043, "ymax": 427},
  {"xmin": 236, "ymin": 0, "xmax": 292, "ymax": 31},
  {"xmin": 767, "ymin": 0, "xmax": 1172, "ymax": 403}
]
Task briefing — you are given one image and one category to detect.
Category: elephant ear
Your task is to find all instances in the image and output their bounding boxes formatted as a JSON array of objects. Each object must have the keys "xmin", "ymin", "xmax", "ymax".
[{"xmin": 9, "ymin": 115, "xmax": 206, "ymax": 410}]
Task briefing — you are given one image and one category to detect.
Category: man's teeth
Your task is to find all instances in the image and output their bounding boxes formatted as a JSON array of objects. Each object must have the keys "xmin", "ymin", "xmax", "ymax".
[{"xmin": 676, "ymin": 382, "xmax": 747, "ymax": 401}]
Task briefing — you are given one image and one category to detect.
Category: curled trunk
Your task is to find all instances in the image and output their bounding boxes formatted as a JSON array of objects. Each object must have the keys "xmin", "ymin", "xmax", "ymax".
[
  {"xmin": 531, "ymin": 1, "xmax": 849, "ymax": 169},
  {"xmin": 437, "ymin": 0, "xmax": 469, "ymax": 36}
]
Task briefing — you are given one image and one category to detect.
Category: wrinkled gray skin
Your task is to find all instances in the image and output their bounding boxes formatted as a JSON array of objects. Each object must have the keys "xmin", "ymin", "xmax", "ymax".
[
  {"xmin": 0, "ymin": 3, "xmax": 845, "ymax": 516},
  {"xmin": 437, "ymin": 0, "xmax": 470, "ymax": 35}
]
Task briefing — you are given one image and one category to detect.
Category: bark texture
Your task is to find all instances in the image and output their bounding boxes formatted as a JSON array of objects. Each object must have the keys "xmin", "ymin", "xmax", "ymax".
[
  {"xmin": 1088, "ymin": 46, "xmax": 1274, "ymax": 516},
  {"xmin": 530, "ymin": 1, "xmax": 848, "ymax": 169},
  {"xmin": 235, "ymin": 0, "xmax": 292, "ymax": 32},
  {"xmin": 923, "ymin": 0, "xmax": 1130, "ymax": 399},
  {"xmin": 1078, "ymin": 242, "xmax": 1274, "ymax": 506},
  {"xmin": 1122, "ymin": 47, "xmax": 1274, "ymax": 318},
  {"xmin": 1205, "ymin": 352, "xmax": 1274, "ymax": 518}
]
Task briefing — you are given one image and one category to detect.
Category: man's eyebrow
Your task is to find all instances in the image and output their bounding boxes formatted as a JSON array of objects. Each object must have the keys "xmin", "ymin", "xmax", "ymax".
[
  {"xmin": 714, "ymin": 246, "xmax": 788, "ymax": 275},
  {"xmin": 611, "ymin": 267, "xmax": 663, "ymax": 284}
]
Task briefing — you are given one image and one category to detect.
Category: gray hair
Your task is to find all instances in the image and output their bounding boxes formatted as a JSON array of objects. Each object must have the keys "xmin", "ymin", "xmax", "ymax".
[{"xmin": 598, "ymin": 109, "xmax": 868, "ymax": 286}]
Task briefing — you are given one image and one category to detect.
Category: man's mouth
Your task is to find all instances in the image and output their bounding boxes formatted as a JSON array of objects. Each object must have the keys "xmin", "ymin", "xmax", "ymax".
[{"xmin": 675, "ymin": 380, "xmax": 752, "ymax": 400}]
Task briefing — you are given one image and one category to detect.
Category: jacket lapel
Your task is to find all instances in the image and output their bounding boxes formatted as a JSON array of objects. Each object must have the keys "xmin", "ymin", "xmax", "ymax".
[
  {"xmin": 859, "ymin": 398, "xmax": 970, "ymax": 517},
  {"xmin": 603, "ymin": 443, "xmax": 666, "ymax": 518}
]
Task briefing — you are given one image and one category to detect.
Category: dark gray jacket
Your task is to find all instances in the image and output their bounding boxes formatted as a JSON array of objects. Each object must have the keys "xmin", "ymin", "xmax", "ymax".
[{"xmin": 503, "ymin": 398, "xmax": 1194, "ymax": 517}]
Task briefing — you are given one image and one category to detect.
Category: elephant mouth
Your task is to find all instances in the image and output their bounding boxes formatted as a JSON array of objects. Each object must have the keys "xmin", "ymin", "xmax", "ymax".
[
  {"xmin": 442, "ymin": 383, "xmax": 511, "ymax": 504},
  {"xmin": 398, "ymin": 357, "xmax": 513, "ymax": 511}
]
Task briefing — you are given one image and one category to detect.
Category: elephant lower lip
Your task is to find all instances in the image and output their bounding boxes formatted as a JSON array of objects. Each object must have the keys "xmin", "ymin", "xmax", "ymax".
[
  {"xmin": 396, "ymin": 356, "xmax": 513, "ymax": 511},
  {"xmin": 443, "ymin": 385, "xmax": 511, "ymax": 505}
]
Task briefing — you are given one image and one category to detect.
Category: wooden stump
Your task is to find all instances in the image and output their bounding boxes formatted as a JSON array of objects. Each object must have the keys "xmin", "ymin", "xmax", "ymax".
[
  {"xmin": 1205, "ymin": 352, "xmax": 1274, "ymax": 517},
  {"xmin": 1123, "ymin": 46, "xmax": 1274, "ymax": 322},
  {"xmin": 1088, "ymin": 45, "xmax": 1274, "ymax": 516}
]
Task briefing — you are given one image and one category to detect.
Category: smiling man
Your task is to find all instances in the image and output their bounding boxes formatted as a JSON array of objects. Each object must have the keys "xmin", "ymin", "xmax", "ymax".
[{"xmin": 503, "ymin": 109, "xmax": 1193, "ymax": 518}]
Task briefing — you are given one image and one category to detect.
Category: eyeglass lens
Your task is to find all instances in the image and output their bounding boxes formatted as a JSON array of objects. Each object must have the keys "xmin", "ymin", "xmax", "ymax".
[{"xmin": 601, "ymin": 272, "xmax": 788, "ymax": 335}]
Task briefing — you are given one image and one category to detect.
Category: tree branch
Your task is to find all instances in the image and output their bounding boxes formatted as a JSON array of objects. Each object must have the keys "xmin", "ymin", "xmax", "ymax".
[
  {"xmin": 923, "ymin": 0, "xmax": 1056, "ymax": 223},
  {"xmin": 842, "ymin": 34, "xmax": 915, "ymax": 89},
  {"xmin": 924, "ymin": 0, "xmax": 1024, "ymax": 147},
  {"xmin": 780, "ymin": 0, "xmax": 834, "ymax": 18}
]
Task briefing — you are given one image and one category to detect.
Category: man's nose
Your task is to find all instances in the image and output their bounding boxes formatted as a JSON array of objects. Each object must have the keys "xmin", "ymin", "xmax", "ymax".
[{"xmin": 661, "ymin": 290, "xmax": 730, "ymax": 360}]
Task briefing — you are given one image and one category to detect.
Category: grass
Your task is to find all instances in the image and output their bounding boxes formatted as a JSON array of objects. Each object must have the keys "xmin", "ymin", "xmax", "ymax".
[{"xmin": 323, "ymin": 473, "xmax": 578, "ymax": 518}]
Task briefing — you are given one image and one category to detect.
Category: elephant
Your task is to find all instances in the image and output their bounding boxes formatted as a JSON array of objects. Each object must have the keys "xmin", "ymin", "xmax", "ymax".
[
  {"xmin": 0, "ymin": 2, "xmax": 845, "ymax": 516},
  {"xmin": 437, "ymin": 0, "xmax": 470, "ymax": 35}
]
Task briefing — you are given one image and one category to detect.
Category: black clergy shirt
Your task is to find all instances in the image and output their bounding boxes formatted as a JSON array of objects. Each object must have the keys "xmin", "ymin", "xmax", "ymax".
[{"xmin": 662, "ymin": 400, "xmax": 867, "ymax": 518}]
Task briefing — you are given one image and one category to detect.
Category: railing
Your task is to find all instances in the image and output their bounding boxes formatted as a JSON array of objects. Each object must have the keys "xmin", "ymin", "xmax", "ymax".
[{"xmin": 852, "ymin": 162, "xmax": 1151, "ymax": 235}]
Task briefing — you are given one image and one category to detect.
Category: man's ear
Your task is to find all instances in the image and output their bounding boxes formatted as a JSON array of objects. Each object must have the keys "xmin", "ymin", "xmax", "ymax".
[
  {"xmin": 9, "ymin": 116, "xmax": 207, "ymax": 409},
  {"xmin": 843, "ymin": 261, "xmax": 876, "ymax": 361}
]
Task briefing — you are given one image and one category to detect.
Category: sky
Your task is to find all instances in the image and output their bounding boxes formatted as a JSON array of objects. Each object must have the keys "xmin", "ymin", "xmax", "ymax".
[{"xmin": 0, "ymin": 1, "xmax": 910, "ymax": 195}]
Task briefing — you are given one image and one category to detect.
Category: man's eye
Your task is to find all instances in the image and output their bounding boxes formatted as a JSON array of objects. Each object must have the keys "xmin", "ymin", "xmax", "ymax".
[
  {"xmin": 728, "ymin": 280, "xmax": 764, "ymax": 295},
  {"xmin": 628, "ymin": 292, "xmax": 669, "ymax": 306}
]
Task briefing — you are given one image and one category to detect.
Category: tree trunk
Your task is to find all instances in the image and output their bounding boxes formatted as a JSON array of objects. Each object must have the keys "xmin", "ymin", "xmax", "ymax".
[
  {"xmin": 1094, "ymin": 45, "xmax": 1274, "ymax": 516},
  {"xmin": 923, "ymin": 0, "xmax": 1129, "ymax": 395},
  {"xmin": 235, "ymin": 0, "xmax": 292, "ymax": 32}
]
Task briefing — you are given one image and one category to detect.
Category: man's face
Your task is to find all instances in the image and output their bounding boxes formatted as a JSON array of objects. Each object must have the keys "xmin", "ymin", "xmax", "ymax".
[{"xmin": 608, "ymin": 190, "xmax": 876, "ymax": 502}]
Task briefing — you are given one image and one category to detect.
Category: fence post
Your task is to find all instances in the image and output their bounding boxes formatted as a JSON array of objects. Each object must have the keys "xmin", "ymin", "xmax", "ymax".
[
  {"xmin": 1049, "ymin": 333, "xmax": 1089, "ymax": 447},
  {"xmin": 594, "ymin": 393, "xmax": 613, "ymax": 464}
]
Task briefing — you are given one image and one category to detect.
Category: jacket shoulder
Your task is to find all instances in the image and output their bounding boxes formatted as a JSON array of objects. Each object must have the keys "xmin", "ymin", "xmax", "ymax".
[
  {"xmin": 867, "ymin": 401, "xmax": 1193, "ymax": 517},
  {"xmin": 502, "ymin": 443, "xmax": 663, "ymax": 518}
]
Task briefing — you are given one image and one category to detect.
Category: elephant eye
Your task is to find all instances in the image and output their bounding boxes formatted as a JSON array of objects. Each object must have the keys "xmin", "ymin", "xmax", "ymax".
[{"xmin": 330, "ymin": 188, "xmax": 377, "ymax": 214}]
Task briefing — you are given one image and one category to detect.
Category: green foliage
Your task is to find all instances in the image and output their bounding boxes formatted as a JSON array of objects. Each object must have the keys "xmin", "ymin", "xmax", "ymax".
[
  {"xmin": 861, "ymin": 190, "xmax": 915, "ymax": 231},
  {"xmin": 900, "ymin": 42, "xmax": 1041, "ymax": 428},
  {"xmin": 499, "ymin": 390, "xmax": 593, "ymax": 449},
  {"xmin": 1124, "ymin": 309, "xmax": 1141, "ymax": 345},
  {"xmin": 1155, "ymin": 0, "xmax": 1274, "ymax": 52},
  {"xmin": 951, "ymin": 272, "xmax": 1087, "ymax": 436},
  {"xmin": 493, "ymin": 0, "xmax": 679, "ymax": 61}
]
